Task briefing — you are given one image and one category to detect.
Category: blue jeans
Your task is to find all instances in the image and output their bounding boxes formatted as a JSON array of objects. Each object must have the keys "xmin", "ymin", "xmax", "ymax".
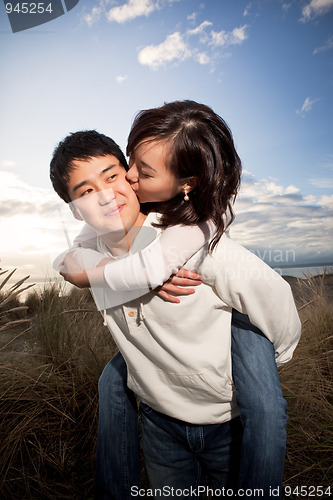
[
  {"xmin": 140, "ymin": 403, "xmax": 243, "ymax": 499},
  {"xmin": 95, "ymin": 351, "xmax": 140, "ymax": 499},
  {"xmin": 95, "ymin": 312, "xmax": 288, "ymax": 499},
  {"xmin": 231, "ymin": 310, "xmax": 288, "ymax": 499}
]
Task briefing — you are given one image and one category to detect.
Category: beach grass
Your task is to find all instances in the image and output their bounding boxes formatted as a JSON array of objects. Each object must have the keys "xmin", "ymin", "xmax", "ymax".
[
  {"xmin": 0, "ymin": 270, "xmax": 115, "ymax": 499},
  {"xmin": 280, "ymin": 271, "xmax": 333, "ymax": 491},
  {"xmin": 0, "ymin": 268, "xmax": 332, "ymax": 498}
]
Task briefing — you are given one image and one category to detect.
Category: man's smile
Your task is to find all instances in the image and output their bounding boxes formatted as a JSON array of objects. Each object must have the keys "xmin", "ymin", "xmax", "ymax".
[{"xmin": 104, "ymin": 204, "xmax": 124, "ymax": 217}]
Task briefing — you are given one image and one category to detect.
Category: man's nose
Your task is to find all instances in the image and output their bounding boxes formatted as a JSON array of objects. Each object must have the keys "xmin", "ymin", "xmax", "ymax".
[
  {"xmin": 97, "ymin": 188, "xmax": 115, "ymax": 205},
  {"xmin": 126, "ymin": 164, "xmax": 138, "ymax": 183}
]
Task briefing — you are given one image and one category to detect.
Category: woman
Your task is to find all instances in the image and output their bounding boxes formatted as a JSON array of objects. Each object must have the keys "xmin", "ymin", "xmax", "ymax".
[{"xmin": 61, "ymin": 101, "xmax": 290, "ymax": 499}]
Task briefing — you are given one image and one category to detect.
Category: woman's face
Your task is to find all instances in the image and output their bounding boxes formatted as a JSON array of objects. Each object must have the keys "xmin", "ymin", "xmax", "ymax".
[{"xmin": 126, "ymin": 140, "xmax": 183, "ymax": 203}]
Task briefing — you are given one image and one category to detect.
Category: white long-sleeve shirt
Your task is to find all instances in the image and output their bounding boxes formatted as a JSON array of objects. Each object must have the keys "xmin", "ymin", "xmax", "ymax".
[
  {"xmin": 74, "ymin": 213, "xmax": 301, "ymax": 425},
  {"xmin": 72, "ymin": 217, "xmax": 216, "ymax": 308}
]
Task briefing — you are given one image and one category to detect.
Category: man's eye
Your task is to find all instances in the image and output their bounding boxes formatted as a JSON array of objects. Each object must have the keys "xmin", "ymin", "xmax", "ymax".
[
  {"xmin": 107, "ymin": 174, "xmax": 117, "ymax": 181},
  {"xmin": 81, "ymin": 189, "xmax": 93, "ymax": 197}
]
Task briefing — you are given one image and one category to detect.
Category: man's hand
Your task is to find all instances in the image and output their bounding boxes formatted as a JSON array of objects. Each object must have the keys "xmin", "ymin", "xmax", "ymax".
[
  {"xmin": 59, "ymin": 253, "xmax": 111, "ymax": 289},
  {"xmin": 154, "ymin": 269, "xmax": 202, "ymax": 303},
  {"xmin": 59, "ymin": 252, "xmax": 90, "ymax": 288}
]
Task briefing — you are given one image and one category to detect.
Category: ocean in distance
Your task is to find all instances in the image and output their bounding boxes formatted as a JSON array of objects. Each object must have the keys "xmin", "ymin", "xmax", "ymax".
[{"xmin": 273, "ymin": 264, "xmax": 333, "ymax": 279}]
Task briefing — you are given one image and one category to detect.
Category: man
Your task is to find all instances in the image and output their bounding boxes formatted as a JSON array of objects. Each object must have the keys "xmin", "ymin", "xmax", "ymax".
[{"xmin": 51, "ymin": 130, "xmax": 301, "ymax": 499}]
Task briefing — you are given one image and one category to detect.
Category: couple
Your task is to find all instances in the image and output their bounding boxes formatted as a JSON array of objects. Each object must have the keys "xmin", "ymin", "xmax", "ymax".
[{"xmin": 51, "ymin": 100, "xmax": 301, "ymax": 499}]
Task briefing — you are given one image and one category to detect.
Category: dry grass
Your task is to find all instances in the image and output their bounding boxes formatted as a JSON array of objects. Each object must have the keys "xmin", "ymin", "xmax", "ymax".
[
  {"xmin": 280, "ymin": 271, "xmax": 333, "ymax": 490},
  {"xmin": 0, "ymin": 271, "xmax": 116, "ymax": 499},
  {"xmin": 0, "ymin": 268, "xmax": 332, "ymax": 498}
]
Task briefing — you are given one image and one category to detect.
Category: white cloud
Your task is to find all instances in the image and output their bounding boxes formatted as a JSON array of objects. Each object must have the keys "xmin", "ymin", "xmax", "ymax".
[
  {"xmin": 237, "ymin": 177, "xmax": 303, "ymax": 204},
  {"xmin": 84, "ymin": 3, "xmax": 249, "ymax": 70},
  {"xmin": 107, "ymin": 0, "xmax": 156, "ymax": 23},
  {"xmin": 296, "ymin": 96, "xmax": 320, "ymax": 116},
  {"xmin": 1, "ymin": 171, "xmax": 56, "ymax": 209},
  {"xmin": 195, "ymin": 52, "xmax": 210, "ymax": 65},
  {"xmin": 0, "ymin": 171, "xmax": 81, "ymax": 260},
  {"xmin": 309, "ymin": 177, "xmax": 333, "ymax": 188},
  {"xmin": 300, "ymin": 0, "xmax": 333, "ymax": 22},
  {"xmin": 105, "ymin": 0, "xmax": 179, "ymax": 23},
  {"xmin": 82, "ymin": 0, "xmax": 179, "ymax": 26},
  {"xmin": 313, "ymin": 35, "xmax": 333, "ymax": 54},
  {"xmin": 232, "ymin": 175, "xmax": 333, "ymax": 264},
  {"xmin": 232, "ymin": 25, "xmax": 248, "ymax": 43},
  {"xmin": 1, "ymin": 171, "xmax": 332, "ymax": 283},
  {"xmin": 285, "ymin": 185, "xmax": 301, "ymax": 195},
  {"xmin": 115, "ymin": 74, "xmax": 128, "ymax": 83},
  {"xmin": 282, "ymin": 3, "xmax": 292, "ymax": 13},
  {"xmin": 187, "ymin": 20, "xmax": 213, "ymax": 45},
  {"xmin": 210, "ymin": 30, "xmax": 228, "ymax": 47},
  {"xmin": 210, "ymin": 25, "xmax": 248, "ymax": 47},
  {"xmin": 138, "ymin": 23, "xmax": 249, "ymax": 70},
  {"xmin": 243, "ymin": 3, "xmax": 252, "ymax": 16},
  {"xmin": 187, "ymin": 20, "xmax": 212, "ymax": 37},
  {"xmin": 187, "ymin": 12, "xmax": 197, "ymax": 22},
  {"xmin": 319, "ymin": 194, "xmax": 333, "ymax": 208},
  {"xmin": 82, "ymin": 6, "xmax": 102, "ymax": 27},
  {"xmin": 1, "ymin": 160, "xmax": 16, "ymax": 168},
  {"xmin": 138, "ymin": 32, "xmax": 191, "ymax": 70},
  {"xmin": 323, "ymin": 155, "xmax": 333, "ymax": 170},
  {"xmin": 304, "ymin": 194, "xmax": 317, "ymax": 204}
]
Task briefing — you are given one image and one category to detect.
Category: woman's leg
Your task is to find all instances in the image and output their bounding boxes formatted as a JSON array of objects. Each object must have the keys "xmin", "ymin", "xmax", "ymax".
[
  {"xmin": 231, "ymin": 310, "xmax": 288, "ymax": 500},
  {"xmin": 95, "ymin": 351, "xmax": 140, "ymax": 500}
]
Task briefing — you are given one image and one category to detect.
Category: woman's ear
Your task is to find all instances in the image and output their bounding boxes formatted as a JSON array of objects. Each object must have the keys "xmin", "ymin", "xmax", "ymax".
[
  {"xmin": 182, "ymin": 176, "xmax": 198, "ymax": 193},
  {"xmin": 69, "ymin": 203, "xmax": 83, "ymax": 221}
]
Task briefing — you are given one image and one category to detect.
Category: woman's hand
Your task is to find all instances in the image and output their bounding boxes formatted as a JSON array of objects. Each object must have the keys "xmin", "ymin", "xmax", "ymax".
[{"xmin": 154, "ymin": 269, "xmax": 202, "ymax": 303}]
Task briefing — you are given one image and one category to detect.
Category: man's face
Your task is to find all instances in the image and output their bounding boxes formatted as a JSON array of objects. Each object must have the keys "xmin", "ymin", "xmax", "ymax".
[{"xmin": 67, "ymin": 155, "xmax": 142, "ymax": 235}]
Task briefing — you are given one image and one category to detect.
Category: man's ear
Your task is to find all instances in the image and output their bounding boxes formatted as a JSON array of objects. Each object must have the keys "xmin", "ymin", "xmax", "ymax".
[
  {"xmin": 182, "ymin": 176, "xmax": 198, "ymax": 193},
  {"xmin": 69, "ymin": 203, "xmax": 83, "ymax": 221}
]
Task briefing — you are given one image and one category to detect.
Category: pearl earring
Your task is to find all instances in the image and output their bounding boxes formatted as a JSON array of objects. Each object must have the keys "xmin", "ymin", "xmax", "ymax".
[{"xmin": 183, "ymin": 189, "xmax": 189, "ymax": 201}]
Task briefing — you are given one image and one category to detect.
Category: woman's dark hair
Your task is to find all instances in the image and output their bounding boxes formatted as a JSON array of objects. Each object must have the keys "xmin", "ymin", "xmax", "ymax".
[
  {"xmin": 127, "ymin": 100, "xmax": 242, "ymax": 250},
  {"xmin": 50, "ymin": 130, "xmax": 128, "ymax": 203}
]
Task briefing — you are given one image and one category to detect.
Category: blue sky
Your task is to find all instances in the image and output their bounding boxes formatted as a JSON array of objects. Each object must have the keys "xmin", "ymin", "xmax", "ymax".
[{"xmin": 1, "ymin": 0, "xmax": 333, "ymax": 285}]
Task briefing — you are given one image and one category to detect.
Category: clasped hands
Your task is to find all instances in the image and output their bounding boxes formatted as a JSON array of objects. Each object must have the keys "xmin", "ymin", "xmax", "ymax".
[{"xmin": 59, "ymin": 252, "xmax": 202, "ymax": 302}]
